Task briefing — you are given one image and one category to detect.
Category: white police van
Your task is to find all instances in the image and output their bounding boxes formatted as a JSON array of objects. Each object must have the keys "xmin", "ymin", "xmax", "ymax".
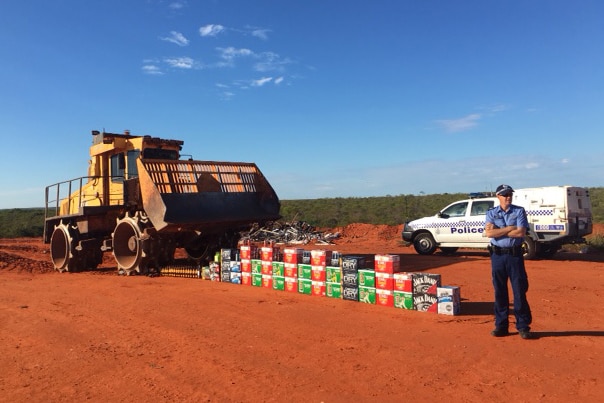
[{"xmin": 401, "ymin": 186, "xmax": 592, "ymax": 259}]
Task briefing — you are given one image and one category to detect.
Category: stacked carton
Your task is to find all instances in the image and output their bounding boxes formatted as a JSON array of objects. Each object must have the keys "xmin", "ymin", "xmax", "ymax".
[
  {"xmin": 412, "ymin": 273, "xmax": 442, "ymax": 312},
  {"xmin": 374, "ymin": 254, "xmax": 400, "ymax": 307},
  {"xmin": 310, "ymin": 250, "xmax": 332, "ymax": 296},
  {"xmin": 239, "ymin": 244, "xmax": 257, "ymax": 286},
  {"xmin": 259, "ymin": 245, "xmax": 280, "ymax": 289},
  {"xmin": 437, "ymin": 286, "xmax": 461, "ymax": 315},
  {"xmin": 358, "ymin": 268, "xmax": 376, "ymax": 304},
  {"xmin": 220, "ymin": 248, "xmax": 239, "ymax": 283},
  {"xmin": 282, "ymin": 248, "xmax": 301, "ymax": 293},
  {"xmin": 393, "ymin": 272, "xmax": 414, "ymax": 309},
  {"xmin": 341, "ymin": 256, "xmax": 367, "ymax": 302}
]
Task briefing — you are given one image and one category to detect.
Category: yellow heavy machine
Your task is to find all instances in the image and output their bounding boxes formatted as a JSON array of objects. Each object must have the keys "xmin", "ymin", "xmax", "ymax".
[{"xmin": 44, "ymin": 130, "xmax": 281, "ymax": 274}]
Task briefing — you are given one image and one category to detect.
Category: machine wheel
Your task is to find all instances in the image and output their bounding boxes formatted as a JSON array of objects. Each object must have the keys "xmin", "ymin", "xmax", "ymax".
[
  {"xmin": 522, "ymin": 237, "xmax": 537, "ymax": 260},
  {"xmin": 440, "ymin": 247, "xmax": 459, "ymax": 255},
  {"xmin": 50, "ymin": 221, "xmax": 85, "ymax": 272},
  {"xmin": 413, "ymin": 233, "xmax": 437, "ymax": 255},
  {"xmin": 112, "ymin": 213, "xmax": 152, "ymax": 275}
]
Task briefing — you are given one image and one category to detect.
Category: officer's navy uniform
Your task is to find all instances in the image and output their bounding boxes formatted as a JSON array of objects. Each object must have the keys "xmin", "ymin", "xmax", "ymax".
[{"xmin": 485, "ymin": 202, "xmax": 532, "ymax": 333}]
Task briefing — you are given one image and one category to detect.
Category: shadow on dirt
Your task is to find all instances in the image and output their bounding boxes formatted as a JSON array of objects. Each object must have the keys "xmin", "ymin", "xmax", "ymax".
[
  {"xmin": 459, "ymin": 301, "xmax": 493, "ymax": 316},
  {"xmin": 532, "ymin": 330, "xmax": 604, "ymax": 338}
]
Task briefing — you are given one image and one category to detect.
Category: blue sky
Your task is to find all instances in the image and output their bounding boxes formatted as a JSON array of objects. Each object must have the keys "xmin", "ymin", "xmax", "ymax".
[{"xmin": 1, "ymin": 1, "xmax": 603, "ymax": 209}]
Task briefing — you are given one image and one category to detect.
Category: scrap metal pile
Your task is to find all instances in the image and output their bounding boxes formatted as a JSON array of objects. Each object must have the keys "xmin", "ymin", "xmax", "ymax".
[{"xmin": 240, "ymin": 221, "xmax": 341, "ymax": 245}]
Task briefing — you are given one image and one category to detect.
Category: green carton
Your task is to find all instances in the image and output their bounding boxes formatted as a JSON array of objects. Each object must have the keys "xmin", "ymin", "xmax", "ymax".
[
  {"xmin": 358, "ymin": 269, "xmax": 375, "ymax": 288},
  {"xmin": 326, "ymin": 266, "xmax": 342, "ymax": 283},
  {"xmin": 393, "ymin": 291, "xmax": 414, "ymax": 309},
  {"xmin": 359, "ymin": 286, "xmax": 376, "ymax": 304}
]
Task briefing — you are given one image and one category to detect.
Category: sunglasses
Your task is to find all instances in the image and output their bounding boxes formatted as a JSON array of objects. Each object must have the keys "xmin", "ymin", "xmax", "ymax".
[{"xmin": 499, "ymin": 192, "xmax": 513, "ymax": 197}]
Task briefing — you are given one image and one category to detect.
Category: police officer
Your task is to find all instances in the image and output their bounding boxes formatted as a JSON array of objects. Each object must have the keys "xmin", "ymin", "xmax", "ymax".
[{"xmin": 485, "ymin": 184, "xmax": 534, "ymax": 339}]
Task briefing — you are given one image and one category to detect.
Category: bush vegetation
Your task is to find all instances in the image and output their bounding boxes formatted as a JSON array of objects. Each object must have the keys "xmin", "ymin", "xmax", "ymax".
[{"xmin": 1, "ymin": 188, "xmax": 602, "ymax": 240}]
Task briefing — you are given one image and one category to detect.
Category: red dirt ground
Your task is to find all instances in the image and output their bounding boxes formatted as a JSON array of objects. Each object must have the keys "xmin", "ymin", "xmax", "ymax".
[{"xmin": 1, "ymin": 224, "xmax": 603, "ymax": 402}]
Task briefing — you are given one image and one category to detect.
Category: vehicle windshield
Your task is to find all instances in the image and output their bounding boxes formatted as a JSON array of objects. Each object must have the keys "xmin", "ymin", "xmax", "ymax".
[{"xmin": 442, "ymin": 202, "xmax": 468, "ymax": 217}]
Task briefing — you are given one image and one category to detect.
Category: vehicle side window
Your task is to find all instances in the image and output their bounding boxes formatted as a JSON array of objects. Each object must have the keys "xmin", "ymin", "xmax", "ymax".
[
  {"xmin": 442, "ymin": 202, "xmax": 468, "ymax": 217},
  {"xmin": 471, "ymin": 201, "xmax": 494, "ymax": 216}
]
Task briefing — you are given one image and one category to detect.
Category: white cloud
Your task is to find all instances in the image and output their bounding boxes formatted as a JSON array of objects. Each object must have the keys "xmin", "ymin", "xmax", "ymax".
[
  {"xmin": 274, "ymin": 76, "xmax": 284, "ymax": 85},
  {"xmin": 142, "ymin": 64, "xmax": 163, "ymax": 75},
  {"xmin": 254, "ymin": 51, "xmax": 292, "ymax": 72},
  {"xmin": 217, "ymin": 47, "xmax": 254, "ymax": 66},
  {"xmin": 200, "ymin": 24, "xmax": 225, "ymax": 37},
  {"xmin": 252, "ymin": 77, "xmax": 273, "ymax": 87},
  {"xmin": 164, "ymin": 57, "xmax": 195, "ymax": 69},
  {"xmin": 436, "ymin": 113, "xmax": 481, "ymax": 133},
  {"xmin": 251, "ymin": 28, "xmax": 271, "ymax": 40},
  {"xmin": 169, "ymin": 1, "xmax": 186, "ymax": 10},
  {"xmin": 160, "ymin": 31, "xmax": 189, "ymax": 46}
]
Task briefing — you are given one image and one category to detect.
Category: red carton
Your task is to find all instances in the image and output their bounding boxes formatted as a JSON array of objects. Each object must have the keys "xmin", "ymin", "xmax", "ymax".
[
  {"xmin": 285, "ymin": 276, "xmax": 298, "ymax": 292},
  {"xmin": 283, "ymin": 247, "xmax": 303, "ymax": 264},
  {"xmin": 375, "ymin": 272, "xmax": 394, "ymax": 290},
  {"xmin": 311, "ymin": 281, "xmax": 326, "ymax": 296},
  {"xmin": 261, "ymin": 260, "xmax": 272, "ymax": 275},
  {"xmin": 241, "ymin": 272, "xmax": 252, "ymax": 286},
  {"xmin": 376, "ymin": 289, "xmax": 394, "ymax": 307},
  {"xmin": 240, "ymin": 258, "xmax": 252, "ymax": 273},
  {"xmin": 375, "ymin": 254, "xmax": 401, "ymax": 273},
  {"xmin": 311, "ymin": 250, "xmax": 332, "ymax": 267},
  {"xmin": 284, "ymin": 262, "xmax": 298, "ymax": 278},
  {"xmin": 239, "ymin": 245, "xmax": 257, "ymax": 260},
  {"xmin": 260, "ymin": 246, "xmax": 279, "ymax": 262},
  {"xmin": 311, "ymin": 266, "xmax": 326, "ymax": 282},
  {"xmin": 393, "ymin": 272, "xmax": 414, "ymax": 293},
  {"xmin": 261, "ymin": 274, "xmax": 273, "ymax": 288}
]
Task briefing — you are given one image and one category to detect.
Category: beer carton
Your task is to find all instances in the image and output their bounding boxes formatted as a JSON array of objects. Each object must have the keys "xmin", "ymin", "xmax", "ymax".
[
  {"xmin": 394, "ymin": 272, "xmax": 414, "ymax": 292},
  {"xmin": 342, "ymin": 270, "xmax": 359, "ymax": 288},
  {"xmin": 252, "ymin": 273, "xmax": 262, "ymax": 287},
  {"xmin": 260, "ymin": 246, "xmax": 279, "ymax": 262},
  {"xmin": 298, "ymin": 278, "xmax": 312, "ymax": 295},
  {"xmin": 437, "ymin": 286, "xmax": 461, "ymax": 315},
  {"xmin": 311, "ymin": 280, "xmax": 326, "ymax": 297},
  {"xmin": 229, "ymin": 261, "xmax": 241, "ymax": 272},
  {"xmin": 376, "ymin": 289, "xmax": 394, "ymax": 307},
  {"xmin": 358, "ymin": 269, "xmax": 376, "ymax": 288},
  {"xmin": 284, "ymin": 262, "xmax": 298, "ymax": 278},
  {"xmin": 240, "ymin": 258, "xmax": 252, "ymax": 273},
  {"xmin": 251, "ymin": 259, "xmax": 262, "ymax": 274},
  {"xmin": 374, "ymin": 254, "xmax": 401, "ymax": 274},
  {"xmin": 261, "ymin": 274, "xmax": 273, "ymax": 288},
  {"xmin": 241, "ymin": 271, "xmax": 252, "ymax": 286},
  {"xmin": 375, "ymin": 272, "xmax": 394, "ymax": 290},
  {"xmin": 393, "ymin": 291, "xmax": 414, "ymax": 310},
  {"xmin": 283, "ymin": 247, "xmax": 303, "ymax": 264},
  {"xmin": 297, "ymin": 264, "xmax": 312, "ymax": 280},
  {"xmin": 230, "ymin": 272, "xmax": 241, "ymax": 284},
  {"xmin": 239, "ymin": 245, "xmax": 257, "ymax": 260},
  {"xmin": 311, "ymin": 266, "xmax": 326, "ymax": 282},
  {"xmin": 221, "ymin": 248, "xmax": 237, "ymax": 262},
  {"xmin": 326, "ymin": 266, "xmax": 341, "ymax": 283},
  {"xmin": 326, "ymin": 282, "xmax": 342, "ymax": 298},
  {"xmin": 359, "ymin": 286, "xmax": 376, "ymax": 304},
  {"xmin": 272, "ymin": 275, "xmax": 285, "ymax": 291},
  {"xmin": 311, "ymin": 250, "xmax": 332, "ymax": 267},
  {"xmin": 341, "ymin": 255, "xmax": 367, "ymax": 272},
  {"xmin": 342, "ymin": 285, "xmax": 359, "ymax": 302},
  {"xmin": 272, "ymin": 261, "xmax": 285, "ymax": 277},
  {"xmin": 261, "ymin": 260, "xmax": 272, "ymax": 275},
  {"xmin": 285, "ymin": 276, "xmax": 297, "ymax": 292}
]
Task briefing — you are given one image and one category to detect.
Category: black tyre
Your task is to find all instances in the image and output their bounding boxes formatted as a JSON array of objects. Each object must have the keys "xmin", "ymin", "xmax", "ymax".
[
  {"xmin": 522, "ymin": 237, "xmax": 537, "ymax": 260},
  {"xmin": 537, "ymin": 244, "xmax": 559, "ymax": 259},
  {"xmin": 413, "ymin": 233, "xmax": 437, "ymax": 255}
]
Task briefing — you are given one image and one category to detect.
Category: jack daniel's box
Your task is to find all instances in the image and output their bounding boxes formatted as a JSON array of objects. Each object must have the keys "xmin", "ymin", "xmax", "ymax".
[{"xmin": 413, "ymin": 273, "xmax": 441, "ymax": 295}]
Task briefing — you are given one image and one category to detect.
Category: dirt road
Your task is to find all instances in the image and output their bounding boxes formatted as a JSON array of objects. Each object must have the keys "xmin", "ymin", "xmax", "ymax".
[{"xmin": 1, "ymin": 224, "xmax": 602, "ymax": 402}]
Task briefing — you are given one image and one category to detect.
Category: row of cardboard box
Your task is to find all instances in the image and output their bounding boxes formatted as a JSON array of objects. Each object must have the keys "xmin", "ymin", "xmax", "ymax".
[{"xmin": 213, "ymin": 258, "xmax": 461, "ymax": 315}]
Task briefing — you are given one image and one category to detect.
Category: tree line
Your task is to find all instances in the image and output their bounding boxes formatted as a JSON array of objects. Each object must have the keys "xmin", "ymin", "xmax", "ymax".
[{"xmin": 1, "ymin": 188, "xmax": 603, "ymax": 238}]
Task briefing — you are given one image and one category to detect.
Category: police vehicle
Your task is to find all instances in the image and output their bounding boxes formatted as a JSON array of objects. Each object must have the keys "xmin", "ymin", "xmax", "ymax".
[{"xmin": 401, "ymin": 186, "xmax": 592, "ymax": 259}]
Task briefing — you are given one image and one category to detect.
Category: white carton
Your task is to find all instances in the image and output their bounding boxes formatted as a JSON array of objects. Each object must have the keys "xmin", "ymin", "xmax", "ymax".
[{"xmin": 437, "ymin": 286, "xmax": 461, "ymax": 315}]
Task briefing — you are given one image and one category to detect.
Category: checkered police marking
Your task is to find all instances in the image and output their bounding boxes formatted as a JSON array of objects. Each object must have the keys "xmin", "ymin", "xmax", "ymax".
[{"xmin": 526, "ymin": 209, "xmax": 554, "ymax": 216}]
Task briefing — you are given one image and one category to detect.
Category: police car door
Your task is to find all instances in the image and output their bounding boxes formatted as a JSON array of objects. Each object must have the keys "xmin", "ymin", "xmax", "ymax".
[
  {"xmin": 468, "ymin": 200, "xmax": 495, "ymax": 243},
  {"xmin": 437, "ymin": 201, "xmax": 470, "ymax": 243}
]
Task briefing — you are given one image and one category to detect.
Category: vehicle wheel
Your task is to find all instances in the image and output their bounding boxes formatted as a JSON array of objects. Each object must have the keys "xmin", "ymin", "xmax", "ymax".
[
  {"xmin": 522, "ymin": 237, "xmax": 537, "ymax": 260},
  {"xmin": 49, "ymin": 221, "xmax": 85, "ymax": 272},
  {"xmin": 113, "ymin": 212, "xmax": 152, "ymax": 275},
  {"xmin": 413, "ymin": 233, "xmax": 437, "ymax": 255},
  {"xmin": 440, "ymin": 247, "xmax": 458, "ymax": 255}
]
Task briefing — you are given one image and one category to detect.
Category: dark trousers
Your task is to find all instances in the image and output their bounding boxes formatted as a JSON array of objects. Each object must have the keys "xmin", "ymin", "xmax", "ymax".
[{"xmin": 490, "ymin": 253, "xmax": 532, "ymax": 331}]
